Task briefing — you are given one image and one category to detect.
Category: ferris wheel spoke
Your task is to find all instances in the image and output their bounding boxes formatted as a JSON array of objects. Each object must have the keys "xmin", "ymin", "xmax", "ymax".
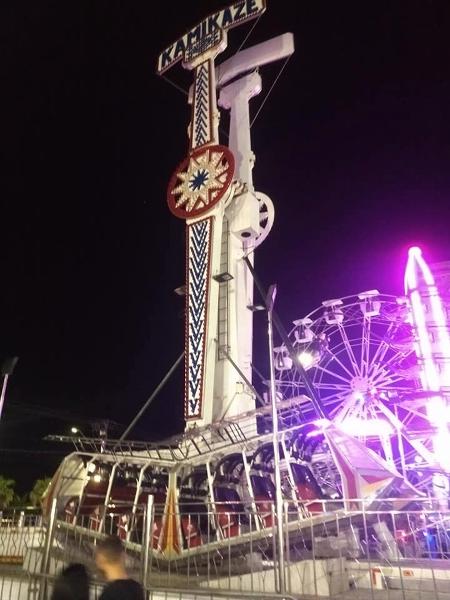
[
  {"xmin": 337, "ymin": 323, "xmax": 361, "ymax": 376},
  {"xmin": 371, "ymin": 363, "xmax": 410, "ymax": 384},
  {"xmin": 368, "ymin": 347, "xmax": 407, "ymax": 380},
  {"xmin": 369, "ymin": 323, "xmax": 402, "ymax": 376},
  {"xmin": 329, "ymin": 403, "xmax": 345, "ymax": 419},
  {"xmin": 275, "ymin": 380, "xmax": 302, "ymax": 388},
  {"xmin": 324, "ymin": 350, "xmax": 355, "ymax": 379},
  {"xmin": 368, "ymin": 322, "xmax": 399, "ymax": 372},
  {"xmin": 313, "ymin": 382, "xmax": 351, "ymax": 391},
  {"xmin": 369, "ymin": 404, "xmax": 381, "ymax": 421},
  {"xmin": 367, "ymin": 346, "xmax": 393, "ymax": 379},
  {"xmin": 367, "ymin": 341, "xmax": 390, "ymax": 375},
  {"xmin": 318, "ymin": 390, "xmax": 351, "ymax": 405},
  {"xmin": 384, "ymin": 348, "xmax": 411, "ymax": 368},
  {"xmin": 313, "ymin": 364, "xmax": 352, "ymax": 385},
  {"xmin": 333, "ymin": 392, "xmax": 360, "ymax": 422},
  {"xmin": 377, "ymin": 386, "xmax": 412, "ymax": 394},
  {"xmin": 371, "ymin": 373, "xmax": 409, "ymax": 389},
  {"xmin": 361, "ymin": 315, "xmax": 372, "ymax": 378},
  {"xmin": 377, "ymin": 379, "xmax": 410, "ymax": 391}
]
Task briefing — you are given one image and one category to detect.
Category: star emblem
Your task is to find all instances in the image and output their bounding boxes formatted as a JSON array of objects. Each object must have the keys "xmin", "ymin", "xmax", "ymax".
[
  {"xmin": 167, "ymin": 145, "xmax": 234, "ymax": 219},
  {"xmin": 189, "ymin": 168, "xmax": 209, "ymax": 191}
]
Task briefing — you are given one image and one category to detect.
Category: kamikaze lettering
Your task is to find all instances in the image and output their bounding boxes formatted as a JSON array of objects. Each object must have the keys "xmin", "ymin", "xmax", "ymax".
[{"xmin": 157, "ymin": 0, "xmax": 266, "ymax": 74}]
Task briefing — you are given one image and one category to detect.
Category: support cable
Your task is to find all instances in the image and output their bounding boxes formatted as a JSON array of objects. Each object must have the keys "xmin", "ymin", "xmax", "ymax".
[
  {"xmin": 250, "ymin": 55, "xmax": 292, "ymax": 128},
  {"xmin": 117, "ymin": 351, "xmax": 184, "ymax": 445},
  {"xmin": 161, "ymin": 75, "xmax": 188, "ymax": 97},
  {"xmin": 234, "ymin": 13, "xmax": 263, "ymax": 57},
  {"xmin": 220, "ymin": 345, "xmax": 266, "ymax": 407}
]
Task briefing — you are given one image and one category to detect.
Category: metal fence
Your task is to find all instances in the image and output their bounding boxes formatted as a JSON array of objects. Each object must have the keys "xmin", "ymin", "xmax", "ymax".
[
  {"xmin": 0, "ymin": 508, "xmax": 44, "ymax": 559},
  {"xmin": 0, "ymin": 508, "xmax": 45, "ymax": 600},
  {"xmin": 2, "ymin": 499, "xmax": 450, "ymax": 599}
]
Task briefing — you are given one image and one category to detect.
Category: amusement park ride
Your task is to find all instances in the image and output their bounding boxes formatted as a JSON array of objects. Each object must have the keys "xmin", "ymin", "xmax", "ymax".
[{"xmin": 44, "ymin": 0, "xmax": 450, "ymax": 574}]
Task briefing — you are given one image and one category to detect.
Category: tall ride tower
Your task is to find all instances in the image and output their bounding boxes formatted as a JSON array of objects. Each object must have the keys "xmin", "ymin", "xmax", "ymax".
[{"xmin": 158, "ymin": 2, "xmax": 292, "ymax": 428}]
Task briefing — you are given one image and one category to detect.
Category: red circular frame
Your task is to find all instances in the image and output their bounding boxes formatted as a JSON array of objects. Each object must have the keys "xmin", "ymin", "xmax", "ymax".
[{"xmin": 167, "ymin": 144, "xmax": 235, "ymax": 219}]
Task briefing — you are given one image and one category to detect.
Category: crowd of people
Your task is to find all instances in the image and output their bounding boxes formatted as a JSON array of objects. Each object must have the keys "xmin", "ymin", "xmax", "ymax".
[{"xmin": 51, "ymin": 535, "xmax": 144, "ymax": 600}]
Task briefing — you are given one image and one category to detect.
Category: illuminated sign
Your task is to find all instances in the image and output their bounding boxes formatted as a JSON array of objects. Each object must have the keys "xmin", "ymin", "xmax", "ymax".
[{"xmin": 157, "ymin": 0, "xmax": 266, "ymax": 74}]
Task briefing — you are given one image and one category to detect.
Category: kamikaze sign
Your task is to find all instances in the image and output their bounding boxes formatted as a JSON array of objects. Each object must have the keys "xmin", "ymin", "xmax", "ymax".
[{"xmin": 157, "ymin": 0, "xmax": 266, "ymax": 74}]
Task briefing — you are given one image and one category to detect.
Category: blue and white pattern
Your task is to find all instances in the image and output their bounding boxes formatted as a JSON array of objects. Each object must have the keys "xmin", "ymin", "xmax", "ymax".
[
  {"xmin": 185, "ymin": 218, "xmax": 211, "ymax": 419},
  {"xmin": 185, "ymin": 29, "xmax": 222, "ymax": 64},
  {"xmin": 191, "ymin": 63, "xmax": 210, "ymax": 149}
]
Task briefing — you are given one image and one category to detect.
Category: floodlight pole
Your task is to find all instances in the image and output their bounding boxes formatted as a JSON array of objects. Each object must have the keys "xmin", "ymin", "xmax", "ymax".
[
  {"xmin": 0, "ymin": 357, "xmax": 18, "ymax": 423},
  {"xmin": 266, "ymin": 284, "xmax": 286, "ymax": 594},
  {"xmin": 0, "ymin": 376, "xmax": 9, "ymax": 422}
]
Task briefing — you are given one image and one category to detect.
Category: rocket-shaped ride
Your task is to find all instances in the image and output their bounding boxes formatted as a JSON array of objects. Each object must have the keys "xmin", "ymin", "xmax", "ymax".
[{"xmin": 405, "ymin": 246, "xmax": 450, "ymax": 472}]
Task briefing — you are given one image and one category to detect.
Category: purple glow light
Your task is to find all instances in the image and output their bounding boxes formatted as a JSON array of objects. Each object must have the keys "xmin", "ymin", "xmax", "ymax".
[
  {"xmin": 338, "ymin": 416, "xmax": 393, "ymax": 438},
  {"xmin": 306, "ymin": 418, "xmax": 331, "ymax": 437},
  {"xmin": 310, "ymin": 416, "xmax": 394, "ymax": 438},
  {"xmin": 313, "ymin": 418, "xmax": 331, "ymax": 428},
  {"xmin": 405, "ymin": 246, "xmax": 450, "ymax": 471}
]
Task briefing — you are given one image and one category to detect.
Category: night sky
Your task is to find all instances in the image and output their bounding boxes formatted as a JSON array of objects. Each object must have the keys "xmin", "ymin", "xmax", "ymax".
[{"xmin": 2, "ymin": 1, "xmax": 450, "ymax": 492}]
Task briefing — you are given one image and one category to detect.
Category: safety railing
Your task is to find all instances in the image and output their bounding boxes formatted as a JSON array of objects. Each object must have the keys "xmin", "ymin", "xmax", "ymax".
[
  {"xmin": 0, "ymin": 508, "xmax": 45, "ymax": 600},
  {"xmin": 2, "ymin": 498, "xmax": 450, "ymax": 599},
  {"xmin": 0, "ymin": 507, "xmax": 44, "ymax": 563}
]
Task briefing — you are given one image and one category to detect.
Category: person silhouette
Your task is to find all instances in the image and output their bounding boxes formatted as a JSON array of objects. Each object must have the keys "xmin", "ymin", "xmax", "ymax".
[
  {"xmin": 95, "ymin": 535, "xmax": 144, "ymax": 600},
  {"xmin": 51, "ymin": 563, "xmax": 90, "ymax": 600}
]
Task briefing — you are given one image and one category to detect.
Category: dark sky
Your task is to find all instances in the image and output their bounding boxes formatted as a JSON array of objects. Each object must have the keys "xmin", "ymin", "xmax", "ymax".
[{"xmin": 1, "ymin": 1, "xmax": 450, "ymax": 492}]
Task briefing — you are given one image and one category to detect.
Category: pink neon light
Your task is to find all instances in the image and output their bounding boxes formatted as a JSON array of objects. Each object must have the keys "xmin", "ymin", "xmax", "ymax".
[
  {"xmin": 310, "ymin": 417, "xmax": 394, "ymax": 438},
  {"xmin": 405, "ymin": 246, "xmax": 450, "ymax": 471},
  {"xmin": 404, "ymin": 251, "xmax": 440, "ymax": 391},
  {"xmin": 408, "ymin": 246, "xmax": 422, "ymax": 258},
  {"xmin": 405, "ymin": 247, "xmax": 450, "ymax": 388}
]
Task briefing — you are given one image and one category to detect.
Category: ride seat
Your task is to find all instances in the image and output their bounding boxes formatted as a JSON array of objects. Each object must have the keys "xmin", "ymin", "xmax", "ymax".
[
  {"xmin": 251, "ymin": 475, "xmax": 276, "ymax": 528},
  {"xmin": 214, "ymin": 487, "xmax": 247, "ymax": 538},
  {"xmin": 291, "ymin": 464, "xmax": 324, "ymax": 514}
]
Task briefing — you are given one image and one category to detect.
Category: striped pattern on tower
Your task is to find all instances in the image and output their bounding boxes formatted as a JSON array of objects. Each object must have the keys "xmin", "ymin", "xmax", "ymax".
[
  {"xmin": 185, "ymin": 218, "xmax": 213, "ymax": 419},
  {"xmin": 191, "ymin": 61, "xmax": 213, "ymax": 150}
]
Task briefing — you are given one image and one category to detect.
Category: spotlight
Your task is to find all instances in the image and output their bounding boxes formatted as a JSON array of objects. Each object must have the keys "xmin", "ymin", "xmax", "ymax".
[
  {"xmin": 297, "ymin": 351, "xmax": 316, "ymax": 369},
  {"xmin": 174, "ymin": 285, "xmax": 186, "ymax": 296},
  {"xmin": 247, "ymin": 303, "xmax": 266, "ymax": 312},
  {"xmin": 296, "ymin": 335, "xmax": 328, "ymax": 370},
  {"xmin": 213, "ymin": 272, "xmax": 233, "ymax": 283},
  {"xmin": 70, "ymin": 426, "xmax": 85, "ymax": 436}
]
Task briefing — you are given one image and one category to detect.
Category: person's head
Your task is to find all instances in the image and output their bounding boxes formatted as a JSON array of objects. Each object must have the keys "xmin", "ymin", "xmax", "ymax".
[
  {"xmin": 51, "ymin": 563, "xmax": 89, "ymax": 600},
  {"xmin": 95, "ymin": 535, "xmax": 126, "ymax": 580}
]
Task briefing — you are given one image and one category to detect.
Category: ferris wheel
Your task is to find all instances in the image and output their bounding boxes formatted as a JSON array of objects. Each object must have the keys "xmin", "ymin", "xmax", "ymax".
[{"xmin": 274, "ymin": 291, "xmax": 424, "ymax": 465}]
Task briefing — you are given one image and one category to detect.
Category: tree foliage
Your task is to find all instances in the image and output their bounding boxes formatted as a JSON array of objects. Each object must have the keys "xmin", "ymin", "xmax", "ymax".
[
  {"xmin": 0, "ymin": 476, "xmax": 15, "ymax": 508},
  {"xmin": 29, "ymin": 477, "xmax": 52, "ymax": 507}
]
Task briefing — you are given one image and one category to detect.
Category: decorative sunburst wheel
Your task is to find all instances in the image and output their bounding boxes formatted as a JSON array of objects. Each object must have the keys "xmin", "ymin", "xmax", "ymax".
[{"xmin": 167, "ymin": 145, "xmax": 235, "ymax": 219}]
